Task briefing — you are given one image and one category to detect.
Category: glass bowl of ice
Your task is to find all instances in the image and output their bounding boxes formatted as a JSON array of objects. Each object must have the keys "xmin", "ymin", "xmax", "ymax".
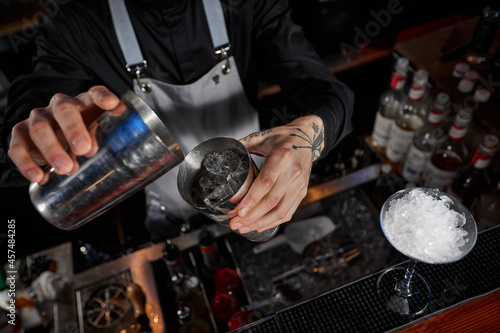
[{"xmin": 376, "ymin": 187, "xmax": 477, "ymax": 316}]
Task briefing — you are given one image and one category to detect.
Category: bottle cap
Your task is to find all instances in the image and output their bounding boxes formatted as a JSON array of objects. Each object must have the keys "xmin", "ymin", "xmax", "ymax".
[
  {"xmin": 483, "ymin": 134, "xmax": 499, "ymax": 150},
  {"xmin": 434, "ymin": 92, "xmax": 450, "ymax": 109},
  {"xmin": 452, "ymin": 63, "xmax": 470, "ymax": 78},
  {"xmin": 395, "ymin": 57, "xmax": 410, "ymax": 71},
  {"xmin": 458, "ymin": 79, "xmax": 474, "ymax": 93},
  {"xmin": 381, "ymin": 164, "xmax": 392, "ymax": 174},
  {"xmin": 474, "ymin": 88, "xmax": 491, "ymax": 103},
  {"xmin": 171, "ymin": 273, "xmax": 185, "ymax": 285},
  {"xmin": 177, "ymin": 302, "xmax": 192, "ymax": 322},
  {"xmin": 413, "ymin": 69, "xmax": 429, "ymax": 85},
  {"xmin": 185, "ymin": 275, "xmax": 200, "ymax": 289},
  {"xmin": 464, "ymin": 70, "xmax": 480, "ymax": 82},
  {"xmin": 163, "ymin": 241, "xmax": 181, "ymax": 261}
]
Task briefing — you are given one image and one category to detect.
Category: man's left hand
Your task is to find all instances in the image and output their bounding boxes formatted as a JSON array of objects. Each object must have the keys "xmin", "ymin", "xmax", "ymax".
[{"xmin": 229, "ymin": 115, "xmax": 325, "ymax": 234}]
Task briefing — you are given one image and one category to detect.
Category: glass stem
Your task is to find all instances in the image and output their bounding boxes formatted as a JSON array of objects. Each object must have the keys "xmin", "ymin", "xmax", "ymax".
[{"xmin": 395, "ymin": 259, "xmax": 418, "ymax": 298}]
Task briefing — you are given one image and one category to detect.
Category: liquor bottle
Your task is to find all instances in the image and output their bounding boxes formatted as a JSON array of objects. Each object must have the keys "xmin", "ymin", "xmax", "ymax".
[
  {"xmin": 401, "ymin": 93, "xmax": 449, "ymax": 184},
  {"xmin": 487, "ymin": 148, "xmax": 500, "ymax": 186},
  {"xmin": 492, "ymin": 44, "xmax": 500, "ymax": 102},
  {"xmin": 371, "ymin": 57, "xmax": 410, "ymax": 153},
  {"xmin": 163, "ymin": 240, "xmax": 190, "ymax": 277},
  {"xmin": 422, "ymin": 108, "xmax": 473, "ymax": 192},
  {"xmin": 198, "ymin": 227, "xmax": 222, "ymax": 280},
  {"xmin": 172, "ymin": 274, "xmax": 211, "ymax": 325},
  {"xmin": 450, "ymin": 134, "xmax": 499, "ymax": 208},
  {"xmin": 177, "ymin": 301, "xmax": 211, "ymax": 333},
  {"xmin": 470, "ymin": 180, "xmax": 500, "ymax": 231},
  {"xmin": 466, "ymin": 6, "xmax": 500, "ymax": 64},
  {"xmin": 385, "ymin": 69, "xmax": 429, "ymax": 166}
]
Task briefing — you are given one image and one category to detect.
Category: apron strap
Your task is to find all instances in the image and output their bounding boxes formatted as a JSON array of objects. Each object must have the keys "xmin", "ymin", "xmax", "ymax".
[
  {"xmin": 108, "ymin": 0, "xmax": 152, "ymax": 91},
  {"xmin": 108, "ymin": 0, "xmax": 231, "ymax": 76},
  {"xmin": 202, "ymin": 0, "xmax": 231, "ymax": 74},
  {"xmin": 201, "ymin": 0, "xmax": 230, "ymax": 49},
  {"xmin": 108, "ymin": 0, "xmax": 145, "ymax": 68}
]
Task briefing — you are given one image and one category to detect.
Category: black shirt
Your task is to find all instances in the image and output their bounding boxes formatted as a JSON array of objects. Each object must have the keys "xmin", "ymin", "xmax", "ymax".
[{"xmin": 0, "ymin": 0, "xmax": 354, "ymax": 186}]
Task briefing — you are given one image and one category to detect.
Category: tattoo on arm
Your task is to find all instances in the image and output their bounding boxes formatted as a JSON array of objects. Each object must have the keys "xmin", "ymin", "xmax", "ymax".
[
  {"xmin": 290, "ymin": 123, "xmax": 324, "ymax": 161},
  {"xmin": 242, "ymin": 129, "xmax": 272, "ymax": 141}
]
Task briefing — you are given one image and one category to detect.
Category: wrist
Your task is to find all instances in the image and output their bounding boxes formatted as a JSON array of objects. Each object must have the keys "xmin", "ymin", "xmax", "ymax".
[{"xmin": 288, "ymin": 115, "xmax": 325, "ymax": 162}]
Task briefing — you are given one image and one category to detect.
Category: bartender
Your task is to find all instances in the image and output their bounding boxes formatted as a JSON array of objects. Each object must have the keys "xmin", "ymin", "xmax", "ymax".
[{"xmin": 0, "ymin": 0, "xmax": 354, "ymax": 239}]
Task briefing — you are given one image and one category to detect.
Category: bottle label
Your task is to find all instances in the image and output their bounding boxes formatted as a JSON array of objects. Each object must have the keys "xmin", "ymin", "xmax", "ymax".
[
  {"xmin": 200, "ymin": 244, "xmax": 218, "ymax": 271},
  {"xmin": 200, "ymin": 244, "xmax": 216, "ymax": 254},
  {"xmin": 166, "ymin": 256, "xmax": 183, "ymax": 268},
  {"xmin": 472, "ymin": 151, "xmax": 492, "ymax": 169},
  {"xmin": 390, "ymin": 73, "xmax": 406, "ymax": 91},
  {"xmin": 372, "ymin": 112, "xmax": 394, "ymax": 147},
  {"xmin": 423, "ymin": 162, "xmax": 456, "ymax": 192},
  {"xmin": 402, "ymin": 145, "xmax": 432, "ymax": 183},
  {"xmin": 386, "ymin": 125, "xmax": 415, "ymax": 163},
  {"xmin": 408, "ymin": 85, "xmax": 424, "ymax": 102},
  {"xmin": 427, "ymin": 109, "xmax": 444, "ymax": 126},
  {"xmin": 449, "ymin": 125, "xmax": 468, "ymax": 140}
]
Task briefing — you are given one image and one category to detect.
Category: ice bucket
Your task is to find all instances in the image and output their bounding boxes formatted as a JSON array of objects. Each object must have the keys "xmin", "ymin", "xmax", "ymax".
[{"xmin": 29, "ymin": 91, "xmax": 184, "ymax": 230}]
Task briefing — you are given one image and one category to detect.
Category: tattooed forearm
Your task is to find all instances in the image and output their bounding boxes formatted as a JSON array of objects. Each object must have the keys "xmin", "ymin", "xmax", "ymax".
[
  {"xmin": 243, "ymin": 129, "xmax": 272, "ymax": 141},
  {"xmin": 290, "ymin": 123, "xmax": 324, "ymax": 161}
]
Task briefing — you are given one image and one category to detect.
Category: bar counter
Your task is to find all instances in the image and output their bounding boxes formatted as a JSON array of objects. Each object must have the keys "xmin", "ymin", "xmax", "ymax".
[
  {"xmin": 232, "ymin": 224, "xmax": 500, "ymax": 333},
  {"xmin": 15, "ymin": 182, "xmax": 498, "ymax": 332}
]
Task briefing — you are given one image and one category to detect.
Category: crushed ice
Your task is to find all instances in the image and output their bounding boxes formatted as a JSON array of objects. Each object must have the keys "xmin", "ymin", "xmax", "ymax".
[{"xmin": 382, "ymin": 188, "xmax": 469, "ymax": 263}]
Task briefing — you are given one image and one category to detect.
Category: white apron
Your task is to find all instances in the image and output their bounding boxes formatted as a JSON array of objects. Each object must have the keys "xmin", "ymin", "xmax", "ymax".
[{"xmin": 109, "ymin": 0, "xmax": 260, "ymax": 224}]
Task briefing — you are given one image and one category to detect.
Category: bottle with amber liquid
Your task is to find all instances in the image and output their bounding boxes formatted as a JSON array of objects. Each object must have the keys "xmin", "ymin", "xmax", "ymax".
[
  {"xmin": 172, "ymin": 274, "xmax": 212, "ymax": 327},
  {"xmin": 422, "ymin": 108, "xmax": 473, "ymax": 192},
  {"xmin": 177, "ymin": 301, "xmax": 211, "ymax": 333},
  {"xmin": 386, "ymin": 69, "xmax": 429, "ymax": 167},
  {"xmin": 450, "ymin": 134, "xmax": 499, "ymax": 208},
  {"xmin": 371, "ymin": 57, "xmax": 410, "ymax": 153}
]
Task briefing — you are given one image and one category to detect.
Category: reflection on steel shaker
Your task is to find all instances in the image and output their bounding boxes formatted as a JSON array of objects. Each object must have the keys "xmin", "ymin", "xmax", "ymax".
[{"xmin": 29, "ymin": 91, "xmax": 184, "ymax": 230}]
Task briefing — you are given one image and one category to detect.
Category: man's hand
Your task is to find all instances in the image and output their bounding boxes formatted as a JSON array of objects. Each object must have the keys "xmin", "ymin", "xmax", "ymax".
[
  {"xmin": 229, "ymin": 115, "xmax": 325, "ymax": 234},
  {"xmin": 8, "ymin": 86, "xmax": 121, "ymax": 184}
]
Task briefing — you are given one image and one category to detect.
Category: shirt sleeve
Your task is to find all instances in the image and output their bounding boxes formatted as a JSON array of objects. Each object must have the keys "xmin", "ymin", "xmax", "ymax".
[{"xmin": 252, "ymin": 0, "xmax": 355, "ymax": 158}]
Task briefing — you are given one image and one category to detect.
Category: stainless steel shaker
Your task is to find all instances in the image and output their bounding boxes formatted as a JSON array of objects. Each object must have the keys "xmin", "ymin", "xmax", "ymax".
[
  {"xmin": 177, "ymin": 137, "xmax": 279, "ymax": 242},
  {"xmin": 29, "ymin": 91, "xmax": 184, "ymax": 230}
]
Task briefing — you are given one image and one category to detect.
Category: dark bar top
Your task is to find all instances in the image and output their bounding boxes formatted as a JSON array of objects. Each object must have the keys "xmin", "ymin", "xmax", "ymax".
[{"xmin": 234, "ymin": 225, "xmax": 500, "ymax": 332}]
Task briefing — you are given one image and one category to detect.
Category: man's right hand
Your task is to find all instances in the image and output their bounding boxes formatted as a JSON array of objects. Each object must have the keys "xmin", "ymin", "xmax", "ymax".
[{"xmin": 8, "ymin": 86, "xmax": 121, "ymax": 184}]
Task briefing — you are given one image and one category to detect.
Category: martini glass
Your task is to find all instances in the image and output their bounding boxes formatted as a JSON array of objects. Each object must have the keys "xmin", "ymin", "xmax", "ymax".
[{"xmin": 376, "ymin": 187, "xmax": 477, "ymax": 316}]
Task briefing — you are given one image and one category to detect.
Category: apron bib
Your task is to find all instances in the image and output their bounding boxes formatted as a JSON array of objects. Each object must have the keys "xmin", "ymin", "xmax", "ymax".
[{"xmin": 109, "ymin": 0, "xmax": 260, "ymax": 220}]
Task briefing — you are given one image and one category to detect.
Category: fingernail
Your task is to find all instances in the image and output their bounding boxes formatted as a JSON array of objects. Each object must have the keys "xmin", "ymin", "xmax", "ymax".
[
  {"xmin": 231, "ymin": 223, "xmax": 241, "ymax": 230},
  {"xmin": 54, "ymin": 157, "xmax": 71, "ymax": 173},
  {"xmin": 239, "ymin": 206, "xmax": 249, "ymax": 217},
  {"xmin": 72, "ymin": 138, "xmax": 90, "ymax": 155},
  {"xmin": 240, "ymin": 227, "xmax": 249, "ymax": 233},
  {"xmin": 27, "ymin": 170, "xmax": 39, "ymax": 183}
]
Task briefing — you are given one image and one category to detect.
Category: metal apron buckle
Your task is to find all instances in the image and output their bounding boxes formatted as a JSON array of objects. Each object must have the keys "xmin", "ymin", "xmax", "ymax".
[
  {"xmin": 126, "ymin": 60, "xmax": 152, "ymax": 93},
  {"xmin": 215, "ymin": 44, "xmax": 231, "ymax": 75}
]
